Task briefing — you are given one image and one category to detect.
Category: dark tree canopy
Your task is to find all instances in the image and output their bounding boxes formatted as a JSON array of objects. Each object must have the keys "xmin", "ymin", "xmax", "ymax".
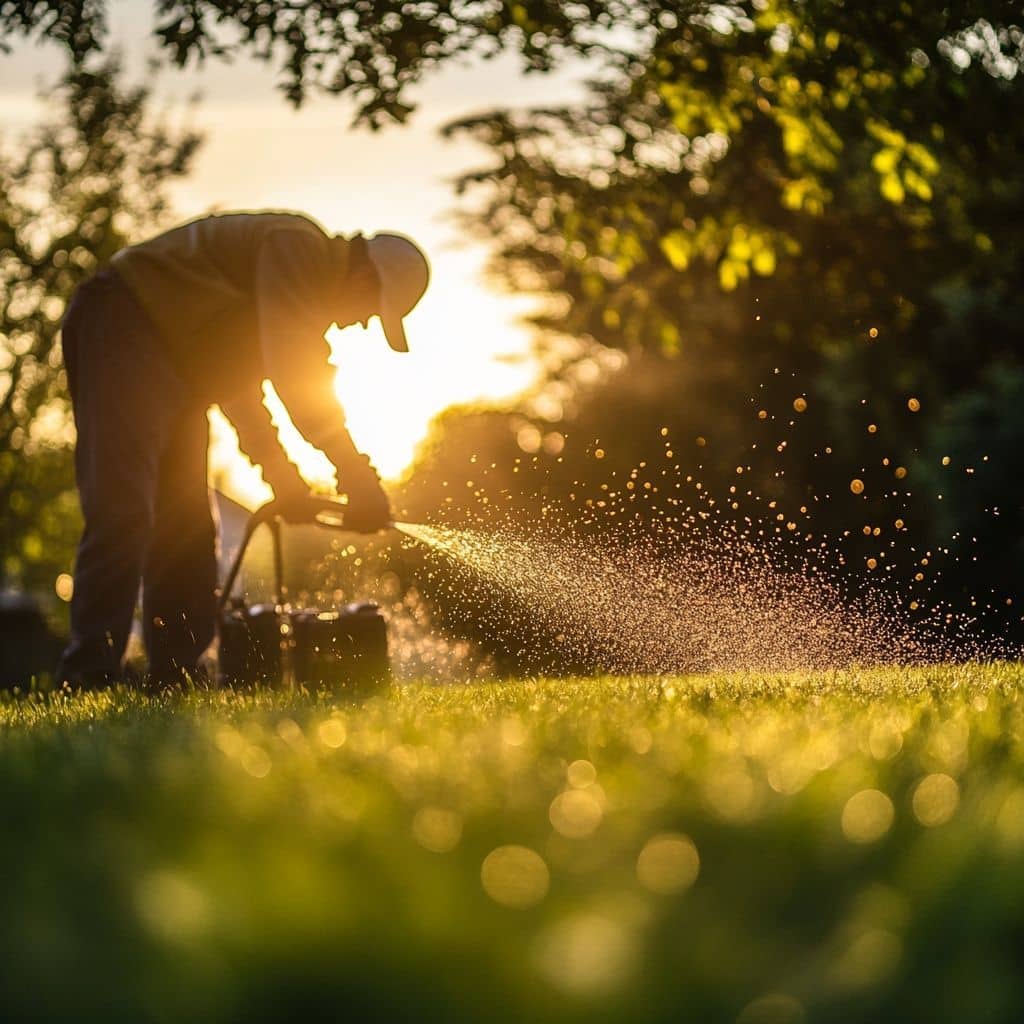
[
  {"xmin": 2, "ymin": 0, "xmax": 691, "ymax": 125},
  {"xmin": 449, "ymin": 0, "xmax": 1022, "ymax": 356}
]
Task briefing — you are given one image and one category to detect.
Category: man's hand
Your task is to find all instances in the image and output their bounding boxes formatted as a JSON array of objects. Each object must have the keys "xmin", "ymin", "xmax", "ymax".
[
  {"xmin": 265, "ymin": 469, "xmax": 316, "ymax": 524},
  {"xmin": 341, "ymin": 457, "xmax": 392, "ymax": 533}
]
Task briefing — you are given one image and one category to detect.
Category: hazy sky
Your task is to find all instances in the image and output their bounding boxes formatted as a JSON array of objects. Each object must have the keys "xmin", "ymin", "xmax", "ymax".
[{"xmin": 1, "ymin": 2, "xmax": 590, "ymax": 483}]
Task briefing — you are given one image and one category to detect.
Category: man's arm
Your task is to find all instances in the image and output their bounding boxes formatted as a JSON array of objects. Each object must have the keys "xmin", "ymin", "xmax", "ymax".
[
  {"xmin": 256, "ymin": 229, "xmax": 391, "ymax": 527},
  {"xmin": 256, "ymin": 230, "xmax": 353, "ymax": 460},
  {"xmin": 218, "ymin": 390, "xmax": 308, "ymax": 504}
]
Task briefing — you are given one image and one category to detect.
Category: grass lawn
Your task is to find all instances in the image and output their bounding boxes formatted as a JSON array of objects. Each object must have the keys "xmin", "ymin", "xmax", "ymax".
[{"xmin": 3, "ymin": 665, "xmax": 1024, "ymax": 1023}]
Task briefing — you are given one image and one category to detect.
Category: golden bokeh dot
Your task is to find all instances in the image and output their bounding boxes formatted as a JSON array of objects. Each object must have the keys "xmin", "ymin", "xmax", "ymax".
[
  {"xmin": 868, "ymin": 722, "xmax": 904, "ymax": 761},
  {"xmin": 55, "ymin": 573, "xmax": 74, "ymax": 602},
  {"xmin": 912, "ymin": 773, "xmax": 960, "ymax": 827},
  {"xmin": 866, "ymin": 558, "xmax": 878, "ymax": 570},
  {"xmin": 412, "ymin": 806, "xmax": 462, "ymax": 853},
  {"xmin": 907, "ymin": 397, "xmax": 921, "ymax": 412},
  {"xmin": 567, "ymin": 759, "xmax": 597, "ymax": 788},
  {"xmin": 543, "ymin": 431, "xmax": 565, "ymax": 455},
  {"xmin": 850, "ymin": 478, "xmax": 865, "ymax": 495},
  {"xmin": 481, "ymin": 845, "xmax": 550, "ymax": 908},
  {"xmin": 317, "ymin": 718, "xmax": 347, "ymax": 749},
  {"xmin": 549, "ymin": 789, "xmax": 604, "ymax": 839},
  {"xmin": 240, "ymin": 745, "xmax": 271, "ymax": 778},
  {"xmin": 636, "ymin": 833, "xmax": 700, "ymax": 894},
  {"xmin": 517, "ymin": 425, "xmax": 541, "ymax": 453},
  {"xmin": 841, "ymin": 789, "xmax": 895, "ymax": 843},
  {"xmin": 894, "ymin": 466, "xmax": 908, "ymax": 479},
  {"xmin": 532, "ymin": 912, "xmax": 636, "ymax": 996},
  {"xmin": 793, "ymin": 397, "xmax": 807, "ymax": 413}
]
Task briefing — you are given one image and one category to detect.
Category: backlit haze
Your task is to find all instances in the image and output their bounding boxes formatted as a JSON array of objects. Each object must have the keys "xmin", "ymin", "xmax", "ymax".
[{"xmin": 0, "ymin": 1, "xmax": 588, "ymax": 504}]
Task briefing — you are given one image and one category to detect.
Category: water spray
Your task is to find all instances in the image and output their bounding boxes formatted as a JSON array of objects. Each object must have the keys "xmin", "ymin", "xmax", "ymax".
[{"xmin": 385, "ymin": 510, "xmax": 1003, "ymax": 675}]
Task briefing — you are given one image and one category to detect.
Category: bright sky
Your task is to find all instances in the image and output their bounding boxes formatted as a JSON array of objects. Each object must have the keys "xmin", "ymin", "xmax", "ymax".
[{"xmin": 1, "ymin": 2, "xmax": 589, "ymax": 501}]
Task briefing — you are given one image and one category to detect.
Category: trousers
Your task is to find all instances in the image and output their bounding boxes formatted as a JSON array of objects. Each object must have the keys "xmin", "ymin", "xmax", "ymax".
[{"xmin": 58, "ymin": 268, "xmax": 218, "ymax": 684}]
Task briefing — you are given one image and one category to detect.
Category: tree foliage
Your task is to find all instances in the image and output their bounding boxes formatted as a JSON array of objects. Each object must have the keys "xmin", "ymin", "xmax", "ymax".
[
  {"xmin": 0, "ymin": 0, "xmax": 691, "ymax": 126},
  {"xmin": 432, "ymin": 0, "xmax": 1024, "ymax": 622},
  {"xmin": 0, "ymin": 62, "xmax": 201, "ymax": 594},
  {"xmin": 449, "ymin": 0, "xmax": 1022, "ymax": 355}
]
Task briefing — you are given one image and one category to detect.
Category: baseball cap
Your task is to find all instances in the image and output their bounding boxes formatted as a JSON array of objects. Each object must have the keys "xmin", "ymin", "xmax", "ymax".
[{"xmin": 365, "ymin": 233, "xmax": 430, "ymax": 352}]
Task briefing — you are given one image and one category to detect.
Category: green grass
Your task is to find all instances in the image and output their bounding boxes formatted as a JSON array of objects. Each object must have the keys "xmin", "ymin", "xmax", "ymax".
[{"xmin": 3, "ymin": 665, "xmax": 1024, "ymax": 1022}]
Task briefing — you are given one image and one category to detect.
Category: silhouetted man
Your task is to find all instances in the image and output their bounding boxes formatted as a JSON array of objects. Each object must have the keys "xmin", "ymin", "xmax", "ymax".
[{"xmin": 58, "ymin": 211, "xmax": 430, "ymax": 687}]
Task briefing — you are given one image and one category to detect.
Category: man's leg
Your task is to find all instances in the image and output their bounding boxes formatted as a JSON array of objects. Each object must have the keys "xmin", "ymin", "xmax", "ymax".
[
  {"xmin": 142, "ymin": 407, "xmax": 218, "ymax": 685},
  {"xmin": 58, "ymin": 270, "xmax": 184, "ymax": 686}
]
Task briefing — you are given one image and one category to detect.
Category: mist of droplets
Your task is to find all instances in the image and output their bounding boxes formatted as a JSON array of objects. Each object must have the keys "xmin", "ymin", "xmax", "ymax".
[
  {"xmin": 310, "ymin": 380, "xmax": 1021, "ymax": 678},
  {"xmin": 304, "ymin": 558, "xmax": 495, "ymax": 682},
  {"xmin": 393, "ymin": 509, "xmax": 1011, "ymax": 675},
  {"xmin": 378, "ymin": 586, "xmax": 496, "ymax": 681}
]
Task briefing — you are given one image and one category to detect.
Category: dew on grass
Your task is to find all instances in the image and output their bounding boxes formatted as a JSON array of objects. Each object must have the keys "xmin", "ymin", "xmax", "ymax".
[
  {"xmin": 412, "ymin": 806, "xmax": 463, "ymax": 853},
  {"xmin": 241, "ymin": 745, "xmax": 271, "ymax": 778},
  {"xmin": 481, "ymin": 845, "xmax": 550, "ymax": 908},
  {"xmin": 549, "ymin": 789, "xmax": 604, "ymax": 838},
  {"xmin": 533, "ymin": 912, "xmax": 636, "ymax": 995},
  {"xmin": 317, "ymin": 718, "xmax": 347, "ymax": 749},
  {"xmin": 567, "ymin": 760, "xmax": 597, "ymax": 788},
  {"xmin": 841, "ymin": 790, "xmax": 895, "ymax": 844},
  {"xmin": 636, "ymin": 833, "xmax": 700, "ymax": 893},
  {"xmin": 912, "ymin": 773, "xmax": 959, "ymax": 827}
]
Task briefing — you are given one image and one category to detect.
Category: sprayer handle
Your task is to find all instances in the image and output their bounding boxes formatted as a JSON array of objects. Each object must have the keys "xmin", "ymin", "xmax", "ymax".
[
  {"xmin": 257, "ymin": 495, "xmax": 353, "ymax": 528},
  {"xmin": 217, "ymin": 496, "xmax": 395, "ymax": 613}
]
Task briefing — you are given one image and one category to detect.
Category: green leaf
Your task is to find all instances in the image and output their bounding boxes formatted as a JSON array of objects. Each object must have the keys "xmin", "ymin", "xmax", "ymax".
[
  {"xmin": 872, "ymin": 148, "xmax": 900, "ymax": 174},
  {"xmin": 752, "ymin": 248, "xmax": 777, "ymax": 276},
  {"xmin": 880, "ymin": 174, "xmax": 906, "ymax": 204},
  {"xmin": 719, "ymin": 260, "xmax": 739, "ymax": 291},
  {"xmin": 660, "ymin": 231, "xmax": 691, "ymax": 272}
]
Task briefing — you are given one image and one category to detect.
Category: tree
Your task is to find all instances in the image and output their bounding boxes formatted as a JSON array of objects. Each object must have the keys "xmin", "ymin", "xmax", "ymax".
[
  {"xmin": 441, "ymin": 0, "xmax": 1024, "ymax": 618},
  {"xmin": 0, "ymin": 61, "xmax": 201, "ymax": 596},
  {"xmin": 0, "ymin": 0, "xmax": 690, "ymax": 126}
]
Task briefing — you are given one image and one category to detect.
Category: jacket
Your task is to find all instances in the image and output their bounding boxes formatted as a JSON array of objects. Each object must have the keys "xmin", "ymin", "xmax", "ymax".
[{"xmin": 111, "ymin": 211, "xmax": 366, "ymax": 476}]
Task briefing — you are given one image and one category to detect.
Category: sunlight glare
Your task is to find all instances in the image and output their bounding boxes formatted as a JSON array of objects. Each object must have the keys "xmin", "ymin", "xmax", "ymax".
[
  {"xmin": 330, "ymin": 269, "xmax": 537, "ymax": 480},
  {"xmin": 208, "ymin": 246, "xmax": 539, "ymax": 504}
]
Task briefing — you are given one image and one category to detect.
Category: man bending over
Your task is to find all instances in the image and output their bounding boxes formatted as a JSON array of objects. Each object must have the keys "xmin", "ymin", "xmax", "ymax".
[{"xmin": 58, "ymin": 210, "xmax": 429, "ymax": 687}]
